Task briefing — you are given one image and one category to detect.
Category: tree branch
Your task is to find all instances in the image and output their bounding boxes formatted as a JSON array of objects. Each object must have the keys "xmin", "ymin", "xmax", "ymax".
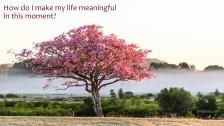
[
  {"xmin": 56, "ymin": 82, "xmax": 88, "ymax": 91},
  {"xmin": 85, "ymin": 83, "xmax": 91, "ymax": 93},
  {"xmin": 98, "ymin": 78, "xmax": 126, "ymax": 90},
  {"xmin": 59, "ymin": 75, "xmax": 87, "ymax": 82}
]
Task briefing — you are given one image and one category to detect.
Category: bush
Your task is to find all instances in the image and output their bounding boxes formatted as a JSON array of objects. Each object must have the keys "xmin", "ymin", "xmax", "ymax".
[
  {"xmin": 0, "ymin": 94, "xmax": 4, "ymax": 98},
  {"xmin": 77, "ymin": 97, "xmax": 95, "ymax": 116},
  {"xmin": 156, "ymin": 87, "xmax": 193, "ymax": 116},
  {"xmin": 214, "ymin": 89, "xmax": 220, "ymax": 96},
  {"xmin": 118, "ymin": 88, "xmax": 124, "ymax": 99},
  {"xmin": 6, "ymin": 93, "xmax": 19, "ymax": 98},
  {"xmin": 102, "ymin": 98, "xmax": 160, "ymax": 117},
  {"xmin": 0, "ymin": 100, "xmax": 83, "ymax": 116},
  {"xmin": 123, "ymin": 91, "xmax": 134, "ymax": 98},
  {"xmin": 185, "ymin": 111, "xmax": 195, "ymax": 118},
  {"xmin": 140, "ymin": 93, "xmax": 155, "ymax": 99},
  {"xmin": 110, "ymin": 89, "xmax": 117, "ymax": 99},
  {"xmin": 195, "ymin": 94, "xmax": 218, "ymax": 118}
]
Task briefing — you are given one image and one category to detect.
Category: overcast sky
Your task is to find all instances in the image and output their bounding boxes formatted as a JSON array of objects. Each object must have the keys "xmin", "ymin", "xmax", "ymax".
[{"xmin": 1, "ymin": 0, "xmax": 224, "ymax": 70}]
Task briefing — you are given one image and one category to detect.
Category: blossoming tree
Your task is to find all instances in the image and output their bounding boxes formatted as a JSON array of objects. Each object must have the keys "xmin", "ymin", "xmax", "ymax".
[{"xmin": 16, "ymin": 25, "xmax": 153, "ymax": 116}]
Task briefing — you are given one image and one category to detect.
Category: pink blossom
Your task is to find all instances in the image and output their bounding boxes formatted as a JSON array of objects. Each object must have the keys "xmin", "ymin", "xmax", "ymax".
[{"xmin": 16, "ymin": 25, "xmax": 153, "ymax": 91}]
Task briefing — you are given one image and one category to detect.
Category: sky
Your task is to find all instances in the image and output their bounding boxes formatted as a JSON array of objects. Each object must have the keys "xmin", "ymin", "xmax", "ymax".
[{"xmin": 0, "ymin": 0, "xmax": 224, "ymax": 70}]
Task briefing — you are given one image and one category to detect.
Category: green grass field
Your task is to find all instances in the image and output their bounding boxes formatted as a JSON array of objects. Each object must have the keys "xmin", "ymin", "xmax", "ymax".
[{"xmin": 0, "ymin": 117, "xmax": 224, "ymax": 126}]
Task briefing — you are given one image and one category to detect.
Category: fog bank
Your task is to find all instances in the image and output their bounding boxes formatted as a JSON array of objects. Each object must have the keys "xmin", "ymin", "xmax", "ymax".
[{"xmin": 0, "ymin": 70, "xmax": 224, "ymax": 96}]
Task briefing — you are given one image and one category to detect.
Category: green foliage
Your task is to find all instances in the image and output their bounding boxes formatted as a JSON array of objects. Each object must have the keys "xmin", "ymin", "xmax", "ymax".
[
  {"xmin": 6, "ymin": 93, "xmax": 19, "ymax": 98},
  {"xmin": 102, "ymin": 97, "xmax": 160, "ymax": 117},
  {"xmin": 146, "ymin": 93, "xmax": 154, "ymax": 97},
  {"xmin": 140, "ymin": 93, "xmax": 155, "ymax": 99},
  {"xmin": 195, "ymin": 94, "xmax": 218, "ymax": 118},
  {"xmin": 1, "ymin": 90, "xmax": 224, "ymax": 118},
  {"xmin": 214, "ymin": 89, "xmax": 220, "ymax": 96},
  {"xmin": 110, "ymin": 89, "xmax": 117, "ymax": 99},
  {"xmin": 0, "ymin": 94, "xmax": 4, "ymax": 98},
  {"xmin": 118, "ymin": 88, "xmax": 124, "ymax": 99},
  {"xmin": 156, "ymin": 87, "xmax": 193, "ymax": 116},
  {"xmin": 0, "ymin": 96, "xmax": 161, "ymax": 117},
  {"xmin": 78, "ymin": 97, "xmax": 95, "ymax": 116},
  {"xmin": 185, "ymin": 111, "xmax": 195, "ymax": 118},
  {"xmin": 0, "ymin": 100, "xmax": 83, "ymax": 116},
  {"xmin": 123, "ymin": 91, "xmax": 134, "ymax": 98}
]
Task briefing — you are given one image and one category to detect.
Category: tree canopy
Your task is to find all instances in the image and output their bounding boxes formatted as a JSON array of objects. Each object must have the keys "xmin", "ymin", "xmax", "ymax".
[{"xmin": 204, "ymin": 65, "xmax": 224, "ymax": 71}]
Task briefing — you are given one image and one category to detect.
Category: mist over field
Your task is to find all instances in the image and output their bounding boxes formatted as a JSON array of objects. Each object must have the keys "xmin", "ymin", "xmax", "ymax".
[{"xmin": 0, "ymin": 70, "xmax": 224, "ymax": 95}]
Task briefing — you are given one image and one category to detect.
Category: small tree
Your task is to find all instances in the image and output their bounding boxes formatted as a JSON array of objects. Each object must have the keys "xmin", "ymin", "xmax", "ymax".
[
  {"xmin": 156, "ymin": 87, "xmax": 193, "ymax": 116},
  {"xmin": 124, "ymin": 91, "xmax": 134, "ymax": 98},
  {"xmin": 0, "ymin": 94, "xmax": 4, "ymax": 98},
  {"xmin": 14, "ymin": 25, "xmax": 153, "ymax": 116},
  {"xmin": 118, "ymin": 88, "xmax": 124, "ymax": 99},
  {"xmin": 214, "ymin": 89, "xmax": 220, "ymax": 96},
  {"xmin": 196, "ymin": 94, "xmax": 217, "ymax": 118},
  {"xmin": 110, "ymin": 89, "xmax": 117, "ymax": 99},
  {"xmin": 178, "ymin": 62, "xmax": 190, "ymax": 69}
]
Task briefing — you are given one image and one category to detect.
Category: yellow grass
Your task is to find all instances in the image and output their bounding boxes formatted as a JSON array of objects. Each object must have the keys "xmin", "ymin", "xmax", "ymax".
[{"xmin": 0, "ymin": 116, "xmax": 224, "ymax": 126}]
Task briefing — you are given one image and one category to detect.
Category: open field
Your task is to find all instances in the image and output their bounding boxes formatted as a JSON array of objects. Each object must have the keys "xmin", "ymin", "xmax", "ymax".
[{"xmin": 0, "ymin": 117, "xmax": 224, "ymax": 126}]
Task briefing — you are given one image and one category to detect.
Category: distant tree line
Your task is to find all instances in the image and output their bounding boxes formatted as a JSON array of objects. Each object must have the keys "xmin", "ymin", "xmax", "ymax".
[
  {"xmin": 150, "ymin": 61, "xmax": 195, "ymax": 70},
  {"xmin": 0, "ymin": 60, "xmax": 32, "ymax": 75},
  {"xmin": 204, "ymin": 65, "xmax": 224, "ymax": 71},
  {"xmin": 0, "ymin": 60, "xmax": 223, "ymax": 75},
  {"xmin": 150, "ymin": 61, "xmax": 223, "ymax": 71}
]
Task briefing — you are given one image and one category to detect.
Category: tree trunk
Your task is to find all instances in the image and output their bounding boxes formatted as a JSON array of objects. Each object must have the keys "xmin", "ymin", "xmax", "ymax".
[{"xmin": 91, "ymin": 89, "xmax": 104, "ymax": 117}]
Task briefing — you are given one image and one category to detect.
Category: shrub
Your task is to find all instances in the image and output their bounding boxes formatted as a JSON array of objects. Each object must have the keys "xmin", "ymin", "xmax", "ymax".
[
  {"xmin": 156, "ymin": 87, "xmax": 193, "ymax": 116},
  {"xmin": 123, "ymin": 91, "xmax": 134, "ymax": 98},
  {"xmin": 214, "ymin": 89, "xmax": 220, "ymax": 96},
  {"xmin": 118, "ymin": 88, "xmax": 124, "ymax": 99},
  {"xmin": 140, "ymin": 93, "xmax": 155, "ymax": 99},
  {"xmin": 77, "ymin": 97, "xmax": 95, "ymax": 116},
  {"xmin": 0, "ymin": 94, "xmax": 4, "ymax": 98},
  {"xmin": 102, "ymin": 98, "xmax": 160, "ymax": 117},
  {"xmin": 110, "ymin": 89, "xmax": 117, "ymax": 99},
  {"xmin": 185, "ymin": 111, "xmax": 195, "ymax": 118},
  {"xmin": 195, "ymin": 94, "xmax": 218, "ymax": 118},
  {"xmin": 6, "ymin": 93, "xmax": 19, "ymax": 98},
  {"xmin": 0, "ymin": 100, "xmax": 83, "ymax": 116}
]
